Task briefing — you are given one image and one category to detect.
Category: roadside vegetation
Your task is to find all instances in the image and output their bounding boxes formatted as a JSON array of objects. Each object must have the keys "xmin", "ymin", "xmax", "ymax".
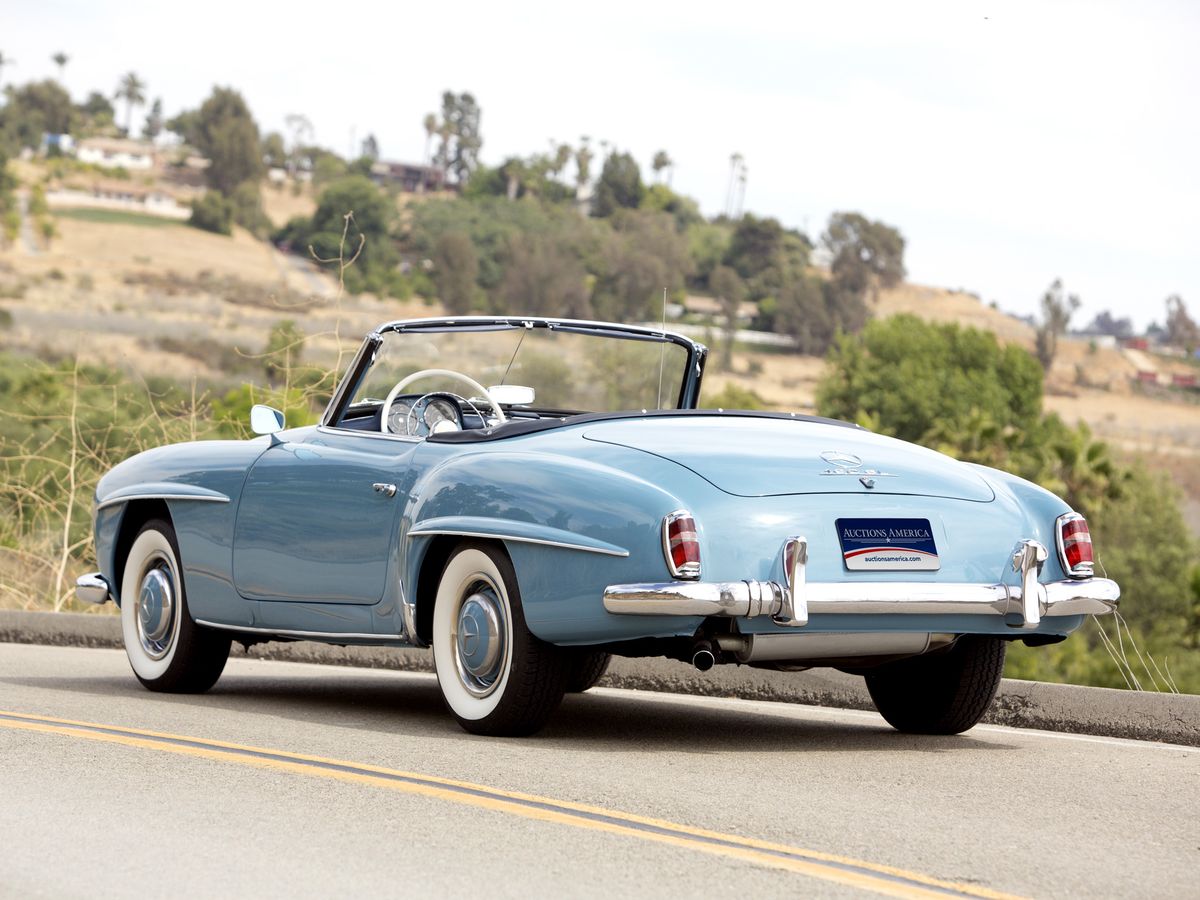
[{"xmin": 819, "ymin": 316, "xmax": 1200, "ymax": 692}]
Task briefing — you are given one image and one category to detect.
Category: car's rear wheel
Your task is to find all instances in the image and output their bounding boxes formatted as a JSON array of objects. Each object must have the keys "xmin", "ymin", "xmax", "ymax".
[
  {"xmin": 566, "ymin": 651, "xmax": 612, "ymax": 693},
  {"xmin": 432, "ymin": 542, "xmax": 568, "ymax": 736},
  {"xmin": 865, "ymin": 636, "xmax": 1005, "ymax": 735},
  {"xmin": 120, "ymin": 518, "xmax": 231, "ymax": 693}
]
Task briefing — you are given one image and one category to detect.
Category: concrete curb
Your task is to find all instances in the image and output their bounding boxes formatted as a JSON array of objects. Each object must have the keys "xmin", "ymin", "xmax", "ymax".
[{"xmin": 2, "ymin": 610, "xmax": 1196, "ymax": 746}]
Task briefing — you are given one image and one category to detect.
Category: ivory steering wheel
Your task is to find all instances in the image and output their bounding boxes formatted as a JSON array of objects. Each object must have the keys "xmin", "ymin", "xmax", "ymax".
[{"xmin": 381, "ymin": 368, "xmax": 507, "ymax": 434}]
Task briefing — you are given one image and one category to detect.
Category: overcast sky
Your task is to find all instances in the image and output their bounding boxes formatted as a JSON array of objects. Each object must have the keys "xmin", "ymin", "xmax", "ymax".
[{"xmin": 8, "ymin": 0, "xmax": 1198, "ymax": 328}]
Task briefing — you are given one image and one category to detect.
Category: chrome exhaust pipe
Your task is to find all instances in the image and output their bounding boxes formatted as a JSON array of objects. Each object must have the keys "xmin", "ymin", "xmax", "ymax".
[{"xmin": 691, "ymin": 644, "xmax": 716, "ymax": 672}]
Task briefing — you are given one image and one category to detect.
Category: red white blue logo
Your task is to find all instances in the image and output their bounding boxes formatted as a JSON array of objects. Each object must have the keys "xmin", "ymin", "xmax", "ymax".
[{"xmin": 836, "ymin": 518, "xmax": 940, "ymax": 571}]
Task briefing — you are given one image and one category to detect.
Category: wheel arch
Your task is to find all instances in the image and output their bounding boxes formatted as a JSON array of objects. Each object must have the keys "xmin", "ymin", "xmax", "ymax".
[
  {"xmin": 110, "ymin": 498, "xmax": 173, "ymax": 605},
  {"xmin": 412, "ymin": 534, "xmax": 515, "ymax": 646}
]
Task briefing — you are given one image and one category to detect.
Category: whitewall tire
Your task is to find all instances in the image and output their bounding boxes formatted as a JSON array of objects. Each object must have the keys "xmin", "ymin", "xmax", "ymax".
[
  {"xmin": 432, "ymin": 543, "xmax": 568, "ymax": 736},
  {"xmin": 120, "ymin": 519, "xmax": 230, "ymax": 693}
]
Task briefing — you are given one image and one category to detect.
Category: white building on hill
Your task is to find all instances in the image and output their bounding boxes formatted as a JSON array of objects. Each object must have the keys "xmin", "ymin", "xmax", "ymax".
[{"xmin": 76, "ymin": 137, "xmax": 156, "ymax": 170}]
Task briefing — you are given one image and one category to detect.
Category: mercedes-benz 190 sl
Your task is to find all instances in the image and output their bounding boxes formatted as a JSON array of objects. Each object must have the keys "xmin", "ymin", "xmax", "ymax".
[{"xmin": 76, "ymin": 316, "xmax": 1119, "ymax": 735}]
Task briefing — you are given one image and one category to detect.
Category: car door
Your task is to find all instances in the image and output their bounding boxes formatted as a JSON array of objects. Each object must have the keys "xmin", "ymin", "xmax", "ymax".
[{"xmin": 232, "ymin": 428, "xmax": 417, "ymax": 604}]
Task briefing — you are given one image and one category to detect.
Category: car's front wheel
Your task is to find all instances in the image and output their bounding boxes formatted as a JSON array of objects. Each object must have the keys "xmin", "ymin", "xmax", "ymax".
[
  {"xmin": 432, "ymin": 542, "xmax": 568, "ymax": 736},
  {"xmin": 120, "ymin": 518, "xmax": 231, "ymax": 693},
  {"xmin": 864, "ymin": 636, "xmax": 1005, "ymax": 735}
]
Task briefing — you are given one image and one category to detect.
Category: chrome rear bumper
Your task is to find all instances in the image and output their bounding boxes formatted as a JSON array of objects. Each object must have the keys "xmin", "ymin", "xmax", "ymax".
[{"xmin": 602, "ymin": 539, "xmax": 1120, "ymax": 630}]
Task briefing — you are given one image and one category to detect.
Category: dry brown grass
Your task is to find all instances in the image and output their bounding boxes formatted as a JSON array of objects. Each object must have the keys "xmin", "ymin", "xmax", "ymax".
[
  {"xmin": 261, "ymin": 182, "xmax": 317, "ymax": 227},
  {"xmin": 0, "ymin": 209, "xmax": 437, "ymax": 382},
  {"xmin": 875, "ymin": 283, "xmax": 1036, "ymax": 345}
]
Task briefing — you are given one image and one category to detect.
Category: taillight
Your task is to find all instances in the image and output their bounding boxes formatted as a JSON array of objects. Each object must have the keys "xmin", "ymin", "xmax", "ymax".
[
  {"xmin": 1056, "ymin": 512, "xmax": 1094, "ymax": 578},
  {"xmin": 662, "ymin": 511, "xmax": 701, "ymax": 580}
]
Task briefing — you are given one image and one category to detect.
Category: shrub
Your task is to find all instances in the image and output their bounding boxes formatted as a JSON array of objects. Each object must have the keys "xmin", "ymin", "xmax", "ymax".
[{"xmin": 189, "ymin": 191, "xmax": 234, "ymax": 235}]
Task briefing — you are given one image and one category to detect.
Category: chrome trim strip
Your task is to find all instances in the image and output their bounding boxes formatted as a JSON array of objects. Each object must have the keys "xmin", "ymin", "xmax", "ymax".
[
  {"xmin": 96, "ymin": 492, "xmax": 230, "ymax": 511},
  {"xmin": 602, "ymin": 576, "xmax": 1120, "ymax": 624},
  {"xmin": 406, "ymin": 529, "xmax": 630, "ymax": 557},
  {"xmin": 74, "ymin": 573, "xmax": 112, "ymax": 605},
  {"xmin": 315, "ymin": 424, "xmax": 422, "ymax": 445},
  {"xmin": 194, "ymin": 619, "xmax": 409, "ymax": 643}
]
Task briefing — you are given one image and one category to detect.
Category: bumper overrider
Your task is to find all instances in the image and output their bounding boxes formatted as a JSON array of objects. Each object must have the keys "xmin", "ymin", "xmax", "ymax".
[{"xmin": 603, "ymin": 538, "xmax": 1120, "ymax": 630}]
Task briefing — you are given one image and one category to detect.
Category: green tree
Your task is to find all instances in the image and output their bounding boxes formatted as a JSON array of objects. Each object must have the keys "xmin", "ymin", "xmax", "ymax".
[
  {"xmin": 277, "ymin": 175, "xmax": 398, "ymax": 295},
  {"xmin": 78, "ymin": 91, "xmax": 115, "ymax": 129},
  {"xmin": 185, "ymin": 87, "xmax": 264, "ymax": 195},
  {"xmin": 432, "ymin": 231, "xmax": 479, "ymax": 314},
  {"xmin": 651, "ymin": 150, "xmax": 672, "ymax": 184},
  {"xmin": 822, "ymin": 211, "xmax": 906, "ymax": 305},
  {"xmin": 51, "ymin": 52, "xmax": 68, "ymax": 82},
  {"xmin": 0, "ymin": 80, "xmax": 75, "ymax": 150},
  {"xmin": 436, "ymin": 91, "xmax": 482, "ymax": 185},
  {"xmin": 686, "ymin": 220, "xmax": 732, "ymax": 288},
  {"xmin": 593, "ymin": 209, "xmax": 691, "ymax": 321},
  {"xmin": 261, "ymin": 132, "xmax": 287, "ymax": 169},
  {"xmin": 709, "ymin": 264, "xmax": 745, "ymax": 371},
  {"xmin": 591, "ymin": 151, "xmax": 645, "ymax": 217},
  {"xmin": 142, "ymin": 97, "xmax": 164, "ymax": 140},
  {"xmin": 725, "ymin": 213, "xmax": 784, "ymax": 282},
  {"xmin": 264, "ymin": 320, "xmax": 305, "ymax": 385},
  {"xmin": 774, "ymin": 274, "xmax": 835, "ymax": 354},
  {"xmin": 360, "ymin": 133, "xmax": 380, "ymax": 161},
  {"xmin": 188, "ymin": 190, "xmax": 234, "ymax": 235},
  {"xmin": 1035, "ymin": 278, "xmax": 1080, "ymax": 372},
  {"xmin": 817, "ymin": 315, "xmax": 1044, "ymax": 443},
  {"xmin": 1086, "ymin": 463, "xmax": 1195, "ymax": 643},
  {"xmin": 642, "ymin": 184, "xmax": 702, "ymax": 231},
  {"xmin": 498, "ymin": 231, "xmax": 590, "ymax": 318},
  {"xmin": 114, "ymin": 71, "xmax": 146, "ymax": 136}
]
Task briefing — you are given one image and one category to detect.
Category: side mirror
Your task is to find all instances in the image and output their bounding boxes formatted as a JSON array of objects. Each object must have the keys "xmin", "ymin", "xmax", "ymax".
[
  {"xmin": 250, "ymin": 404, "xmax": 285, "ymax": 435},
  {"xmin": 487, "ymin": 384, "xmax": 535, "ymax": 406}
]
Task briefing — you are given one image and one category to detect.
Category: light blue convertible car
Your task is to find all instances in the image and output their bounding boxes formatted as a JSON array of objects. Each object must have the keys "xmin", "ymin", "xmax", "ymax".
[{"xmin": 77, "ymin": 316, "xmax": 1119, "ymax": 735}]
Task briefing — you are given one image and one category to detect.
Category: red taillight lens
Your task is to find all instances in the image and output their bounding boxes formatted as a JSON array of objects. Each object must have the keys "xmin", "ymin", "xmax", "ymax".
[
  {"xmin": 663, "ymin": 511, "xmax": 701, "ymax": 579},
  {"xmin": 1057, "ymin": 513, "xmax": 1094, "ymax": 578}
]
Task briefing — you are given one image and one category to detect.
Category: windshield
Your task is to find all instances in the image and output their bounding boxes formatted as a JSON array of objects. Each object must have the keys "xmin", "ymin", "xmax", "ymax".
[{"xmin": 335, "ymin": 321, "xmax": 695, "ymax": 426}]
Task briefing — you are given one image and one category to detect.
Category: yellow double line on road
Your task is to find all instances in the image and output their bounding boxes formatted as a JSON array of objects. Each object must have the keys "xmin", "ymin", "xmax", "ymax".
[{"xmin": 0, "ymin": 710, "xmax": 1020, "ymax": 899}]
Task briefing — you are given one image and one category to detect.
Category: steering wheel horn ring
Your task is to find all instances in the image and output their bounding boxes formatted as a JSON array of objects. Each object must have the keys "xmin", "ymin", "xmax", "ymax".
[{"xmin": 381, "ymin": 368, "xmax": 508, "ymax": 436}]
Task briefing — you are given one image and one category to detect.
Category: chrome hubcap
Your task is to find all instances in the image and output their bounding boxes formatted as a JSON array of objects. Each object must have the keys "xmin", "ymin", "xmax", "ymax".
[
  {"xmin": 453, "ymin": 580, "xmax": 506, "ymax": 697},
  {"xmin": 135, "ymin": 554, "xmax": 176, "ymax": 660}
]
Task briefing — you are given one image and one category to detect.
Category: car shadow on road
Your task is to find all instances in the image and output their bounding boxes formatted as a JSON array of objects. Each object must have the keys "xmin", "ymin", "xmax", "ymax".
[{"xmin": 1, "ymin": 670, "xmax": 1018, "ymax": 753}]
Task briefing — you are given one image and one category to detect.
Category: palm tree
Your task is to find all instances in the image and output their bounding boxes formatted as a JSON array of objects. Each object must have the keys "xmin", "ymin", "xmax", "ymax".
[
  {"xmin": 725, "ymin": 152, "xmax": 743, "ymax": 217},
  {"xmin": 421, "ymin": 113, "xmax": 438, "ymax": 191},
  {"xmin": 651, "ymin": 150, "xmax": 672, "ymax": 185},
  {"xmin": 734, "ymin": 164, "xmax": 748, "ymax": 218},
  {"xmin": 422, "ymin": 113, "xmax": 437, "ymax": 165},
  {"xmin": 52, "ymin": 52, "xmax": 68, "ymax": 82},
  {"xmin": 574, "ymin": 137, "xmax": 593, "ymax": 195},
  {"xmin": 114, "ymin": 71, "xmax": 147, "ymax": 137}
]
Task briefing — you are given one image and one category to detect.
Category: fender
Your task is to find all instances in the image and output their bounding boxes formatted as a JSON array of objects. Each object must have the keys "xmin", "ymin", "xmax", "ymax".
[{"xmin": 402, "ymin": 444, "xmax": 705, "ymax": 643}]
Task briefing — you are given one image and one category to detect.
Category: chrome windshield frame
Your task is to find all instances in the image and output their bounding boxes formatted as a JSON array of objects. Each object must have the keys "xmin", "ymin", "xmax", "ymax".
[{"xmin": 321, "ymin": 317, "xmax": 708, "ymax": 428}]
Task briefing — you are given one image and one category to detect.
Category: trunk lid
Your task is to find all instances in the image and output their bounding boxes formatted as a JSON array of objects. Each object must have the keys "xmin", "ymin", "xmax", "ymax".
[{"xmin": 582, "ymin": 415, "xmax": 994, "ymax": 501}]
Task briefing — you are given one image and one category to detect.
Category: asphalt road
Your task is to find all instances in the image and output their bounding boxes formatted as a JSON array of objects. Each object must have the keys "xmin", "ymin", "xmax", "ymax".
[{"xmin": 1, "ymin": 644, "xmax": 1195, "ymax": 899}]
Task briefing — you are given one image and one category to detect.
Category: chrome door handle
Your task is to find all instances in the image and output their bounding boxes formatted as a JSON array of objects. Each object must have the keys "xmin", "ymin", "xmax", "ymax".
[{"xmin": 372, "ymin": 483, "xmax": 397, "ymax": 498}]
